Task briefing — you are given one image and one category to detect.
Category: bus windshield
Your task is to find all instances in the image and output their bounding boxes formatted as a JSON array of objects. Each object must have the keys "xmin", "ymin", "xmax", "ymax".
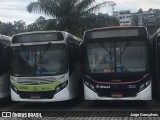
[
  {"xmin": 12, "ymin": 44, "xmax": 68, "ymax": 76},
  {"xmin": 85, "ymin": 40, "xmax": 147, "ymax": 73}
]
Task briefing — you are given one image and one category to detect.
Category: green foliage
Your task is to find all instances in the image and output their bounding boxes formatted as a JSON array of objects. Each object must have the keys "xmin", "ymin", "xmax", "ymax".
[
  {"xmin": 27, "ymin": 16, "xmax": 58, "ymax": 32},
  {"xmin": 0, "ymin": 22, "xmax": 14, "ymax": 36},
  {"xmin": 132, "ymin": 8, "xmax": 160, "ymax": 34},
  {"xmin": 0, "ymin": 20, "xmax": 26, "ymax": 36},
  {"xmin": 82, "ymin": 13, "xmax": 119, "ymax": 29},
  {"xmin": 27, "ymin": 0, "xmax": 109, "ymax": 36},
  {"xmin": 14, "ymin": 20, "xmax": 26, "ymax": 33},
  {"xmin": 132, "ymin": 14, "xmax": 138, "ymax": 26},
  {"xmin": 0, "ymin": 0, "xmax": 119, "ymax": 37},
  {"xmin": 26, "ymin": 14, "xmax": 119, "ymax": 37},
  {"xmin": 138, "ymin": 8, "xmax": 143, "ymax": 14}
]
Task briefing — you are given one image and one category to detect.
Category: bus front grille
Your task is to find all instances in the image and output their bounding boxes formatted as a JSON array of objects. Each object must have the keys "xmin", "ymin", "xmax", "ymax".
[
  {"xmin": 97, "ymin": 91, "xmax": 137, "ymax": 98},
  {"xmin": 18, "ymin": 91, "xmax": 54, "ymax": 99}
]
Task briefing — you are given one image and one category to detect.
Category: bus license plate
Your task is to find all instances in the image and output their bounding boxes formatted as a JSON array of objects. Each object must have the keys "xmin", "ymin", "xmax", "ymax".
[
  {"xmin": 111, "ymin": 93, "xmax": 123, "ymax": 98},
  {"xmin": 31, "ymin": 95, "xmax": 41, "ymax": 99}
]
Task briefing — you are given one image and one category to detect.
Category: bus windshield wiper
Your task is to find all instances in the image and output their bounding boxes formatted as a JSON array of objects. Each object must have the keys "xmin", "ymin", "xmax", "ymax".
[
  {"xmin": 120, "ymin": 41, "xmax": 131, "ymax": 55},
  {"xmin": 100, "ymin": 43, "xmax": 111, "ymax": 55},
  {"xmin": 41, "ymin": 42, "xmax": 52, "ymax": 57}
]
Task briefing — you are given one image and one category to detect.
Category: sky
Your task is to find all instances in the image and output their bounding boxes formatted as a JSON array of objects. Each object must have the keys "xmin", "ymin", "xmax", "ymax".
[{"xmin": 0, "ymin": 0, "xmax": 160, "ymax": 25}]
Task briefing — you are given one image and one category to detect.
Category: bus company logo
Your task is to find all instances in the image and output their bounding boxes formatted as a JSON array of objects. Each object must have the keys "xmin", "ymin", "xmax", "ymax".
[
  {"xmin": 96, "ymin": 84, "xmax": 110, "ymax": 89},
  {"xmin": 1, "ymin": 112, "xmax": 42, "ymax": 118},
  {"xmin": 2, "ymin": 112, "xmax": 11, "ymax": 117},
  {"xmin": 96, "ymin": 85, "xmax": 100, "ymax": 88}
]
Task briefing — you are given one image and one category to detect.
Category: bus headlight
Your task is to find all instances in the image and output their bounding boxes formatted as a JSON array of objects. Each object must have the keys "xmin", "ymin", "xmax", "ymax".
[
  {"xmin": 84, "ymin": 80, "xmax": 95, "ymax": 91},
  {"xmin": 62, "ymin": 81, "xmax": 68, "ymax": 88},
  {"xmin": 56, "ymin": 86, "xmax": 61, "ymax": 93},
  {"xmin": 13, "ymin": 87, "xmax": 18, "ymax": 93},
  {"xmin": 55, "ymin": 81, "xmax": 68, "ymax": 94},
  {"xmin": 11, "ymin": 83, "xmax": 18, "ymax": 93},
  {"xmin": 145, "ymin": 81, "xmax": 150, "ymax": 86},
  {"xmin": 139, "ymin": 80, "xmax": 151, "ymax": 91},
  {"xmin": 140, "ymin": 84, "xmax": 145, "ymax": 91}
]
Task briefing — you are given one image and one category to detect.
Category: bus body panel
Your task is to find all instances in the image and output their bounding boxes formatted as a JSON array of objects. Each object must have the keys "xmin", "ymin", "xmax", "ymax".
[
  {"xmin": 84, "ymin": 83, "xmax": 152, "ymax": 100},
  {"xmin": 10, "ymin": 31, "xmax": 83, "ymax": 102},
  {"xmin": 83, "ymin": 26, "xmax": 151, "ymax": 100},
  {"xmin": 150, "ymin": 28, "xmax": 160, "ymax": 100},
  {"xmin": 0, "ymin": 72, "xmax": 10, "ymax": 98},
  {"xmin": 0, "ymin": 35, "xmax": 11, "ymax": 99},
  {"xmin": 84, "ymin": 73, "xmax": 152, "ymax": 100},
  {"xmin": 11, "ymin": 88, "xmax": 70, "ymax": 102}
]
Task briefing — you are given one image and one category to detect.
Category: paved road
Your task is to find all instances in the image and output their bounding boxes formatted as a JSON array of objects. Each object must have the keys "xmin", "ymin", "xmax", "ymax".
[{"xmin": 0, "ymin": 98, "xmax": 160, "ymax": 119}]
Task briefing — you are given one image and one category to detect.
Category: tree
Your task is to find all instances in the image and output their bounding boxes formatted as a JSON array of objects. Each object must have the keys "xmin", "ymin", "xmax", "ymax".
[
  {"xmin": 26, "ymin": 13, "xmax": 119, "ymax": 36},
  {"xmin": 14, "ymin": 20, "xmax": 26, "ymax": 33},
  {"xmin": 45, "ymin": 19, "xmax": 58, "ymax": 30},
  {"xmin": 27, "ymin": 17, "xmax": 46, "ymax": 31},
  {"xmin": 86, "ymin": 13, "xmax": 119, "ymax": 28},
  {"xmin": 27, "ymin": 17, "xmax": 58, "ymax": 31},
  {"xmin": 138, "ymin": 8, "xmax": 143, "ymax": 14},
  {"xmin": 0, "ymin": 20, "xmax": 26, "ymax": 36},
  {"xmin": 0, "ymin": 22, "xmax": 15, "ymax": 36},
  {"xmin": 148, "ymin": 8, "xmax": 153, "ymax": 13},
  {"xmin": 27, "ymin": 0, "xmax": 108, "ymax": 36},
  {"xmin": 132, "ymin": 14, "xmax": 138, "ymax": 26}
]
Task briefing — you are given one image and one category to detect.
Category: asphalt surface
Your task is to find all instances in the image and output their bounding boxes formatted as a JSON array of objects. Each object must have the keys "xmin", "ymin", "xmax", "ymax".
[{"xmin": 0, "ymin": 97, "xmax": 160, "ymax": 119}]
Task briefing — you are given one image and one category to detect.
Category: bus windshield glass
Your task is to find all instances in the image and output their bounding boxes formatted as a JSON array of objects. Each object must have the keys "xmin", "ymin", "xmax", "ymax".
[
  {"xmin": 12, "ymin": 44, "xmax": 68, "ymax": 76},
  {"xmin": 85, "ymin": 40, "xmax": 147, "ymax": 73}
]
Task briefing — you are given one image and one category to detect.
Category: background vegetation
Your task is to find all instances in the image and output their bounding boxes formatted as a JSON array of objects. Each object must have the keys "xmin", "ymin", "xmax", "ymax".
[{"xmin": 1, "ymin": 0, "xmax": 160, "ymax": 37}]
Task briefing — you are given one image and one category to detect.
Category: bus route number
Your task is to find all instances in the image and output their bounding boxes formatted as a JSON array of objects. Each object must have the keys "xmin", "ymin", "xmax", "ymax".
[{"xmin": 19, "ymin": 86, "xmax": 28, "ymax": 90}]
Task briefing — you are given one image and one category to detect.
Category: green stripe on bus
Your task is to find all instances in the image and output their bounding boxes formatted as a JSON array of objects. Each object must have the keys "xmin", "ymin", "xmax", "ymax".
[{"xmin": 12, "ymin": 81, "xmax": 61, "ymax": 92}]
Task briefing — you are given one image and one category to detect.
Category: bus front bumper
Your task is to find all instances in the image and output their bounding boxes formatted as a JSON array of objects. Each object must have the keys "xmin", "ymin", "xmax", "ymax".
[
  {"xmin": 84, "ymin": 84, "xmax": 152, "ymax": 100},
  {"xmin": 11, "ymin": 87, "xmax": 70, "ymax": 102}
]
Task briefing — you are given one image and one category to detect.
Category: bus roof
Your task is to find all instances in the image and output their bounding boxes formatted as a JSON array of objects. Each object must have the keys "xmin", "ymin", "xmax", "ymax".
[
  {"xmin": 13, "ymin": 30, "xmax": 63, "ymax": 36},
  {"xmin": 84, "ymin": 26, "xmax": 148, "ymax": 41},
  {"xmin": 86, "ymin": 26, "xmax": 146, "ymax": 32},
  {"xmin": 13, "ymin": 30, "xmax": 82, "ymax": 41},
  {"xmin": 12, "ymin": 31, "xmax": 82, "ymax": 45}
]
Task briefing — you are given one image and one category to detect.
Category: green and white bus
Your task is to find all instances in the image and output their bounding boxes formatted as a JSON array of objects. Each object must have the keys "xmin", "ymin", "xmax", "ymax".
[
  {"xmin": 10, "ymin": 31, "xmax": 83, "ymax": 102},
  {"xmin": 0, "ymin": 34, "xmax": 11, "ymax": 98}
]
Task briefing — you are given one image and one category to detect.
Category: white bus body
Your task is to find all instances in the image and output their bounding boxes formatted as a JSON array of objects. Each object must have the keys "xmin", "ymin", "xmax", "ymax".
[
  {"xmin": 83, "ymin": 26, "xmax": 152, "ymax": 100},
  {"xmin": 10, "ymin": 31, "xmax": 82, "ymax": 102}
]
